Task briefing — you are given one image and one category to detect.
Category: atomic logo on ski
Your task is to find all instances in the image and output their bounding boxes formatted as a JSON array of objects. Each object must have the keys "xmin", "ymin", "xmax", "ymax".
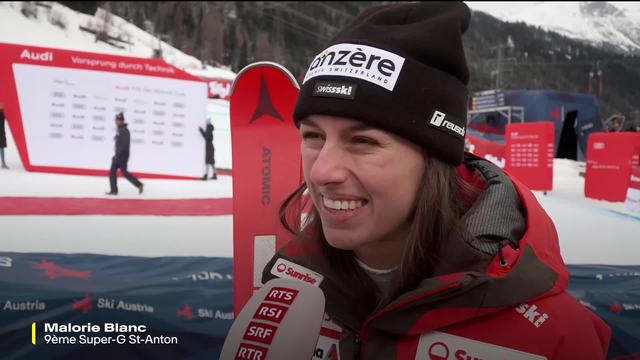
[{"xmin": 249, "ymin": 74, "xmax": 284, "ymax": 124}]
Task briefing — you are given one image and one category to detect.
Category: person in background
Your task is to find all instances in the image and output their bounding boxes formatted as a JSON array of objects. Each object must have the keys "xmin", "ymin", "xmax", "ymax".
[
  {"xmin": 262, "ymin": 2, "xmax": 611, "ymax": 359},
  {"xmin": 106, "ymin": 112, "xmax": 144, "ymax": 195},
  {"xmin": 199, "ymin": 120, "xmax": 217, "ymax": 180},
  {"xmin": 0, "ymin": 106, "xmax": 8, "ymax": 169}
]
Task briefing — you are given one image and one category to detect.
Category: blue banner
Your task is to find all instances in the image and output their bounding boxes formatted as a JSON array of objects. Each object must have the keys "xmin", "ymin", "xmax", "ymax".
[
  {"xmin": 1, "ymin": 253, "xmax": 637, "ymax": 359},
  {"xmin": 0, "ymin": 252, "xmax": 234, "ymax": 360}
]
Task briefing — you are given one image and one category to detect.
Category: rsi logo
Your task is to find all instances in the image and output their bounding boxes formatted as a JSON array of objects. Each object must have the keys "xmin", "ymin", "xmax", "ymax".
[{"xmin": 429, "ymin": 111, "xmax": 465, "ymax": 137}]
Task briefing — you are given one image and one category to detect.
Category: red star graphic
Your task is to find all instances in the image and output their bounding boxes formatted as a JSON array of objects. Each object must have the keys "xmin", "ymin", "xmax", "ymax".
[{"xmin": 609, "ymin": 302, "xmax": 623, "ymax": 314}]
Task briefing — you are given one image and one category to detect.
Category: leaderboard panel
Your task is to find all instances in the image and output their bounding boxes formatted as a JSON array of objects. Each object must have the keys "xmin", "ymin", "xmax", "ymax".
[{"xmin": 0, "ymin": 43, "xmax": 208, "ymax": 179}]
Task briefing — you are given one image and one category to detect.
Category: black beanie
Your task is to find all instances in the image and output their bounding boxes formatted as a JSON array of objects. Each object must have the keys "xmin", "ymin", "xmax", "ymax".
[
  {"xmin": 293, "ymin": 2, "xmax": 471, "ymax": 165},
  {"xmin": 115, "ymin": 112, "xmax": 125, "ymax": 121}
]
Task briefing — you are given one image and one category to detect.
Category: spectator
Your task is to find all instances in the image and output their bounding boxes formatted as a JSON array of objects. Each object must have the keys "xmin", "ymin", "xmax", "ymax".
[
  {"xmin": 199, "ymin": 121, "xmax": 217, "ymax": 180},
  {"xmin": 0, "ymin": 107, "xmax": 7, "ymax": 169},
  {"xmin": 106, "ymin": 112, "xmax": 144, "ymax": 195}
]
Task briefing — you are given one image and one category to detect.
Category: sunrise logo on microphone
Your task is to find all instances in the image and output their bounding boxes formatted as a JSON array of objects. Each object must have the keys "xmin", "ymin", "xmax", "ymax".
[{"xmin": 270, "ymin": 258, "xmax": 324, "ymax": 286}]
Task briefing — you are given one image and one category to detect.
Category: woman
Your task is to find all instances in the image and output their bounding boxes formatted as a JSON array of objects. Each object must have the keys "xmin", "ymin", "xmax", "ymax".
[{"xmin": 262, "ymin": 2, "xmax": 610, "ymax": 359}]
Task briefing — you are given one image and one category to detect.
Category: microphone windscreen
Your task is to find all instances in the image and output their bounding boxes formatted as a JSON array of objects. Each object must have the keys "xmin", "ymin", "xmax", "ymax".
[{"xmin": 220, "ymin": 278, "xmax": 326, "ymax": 360}]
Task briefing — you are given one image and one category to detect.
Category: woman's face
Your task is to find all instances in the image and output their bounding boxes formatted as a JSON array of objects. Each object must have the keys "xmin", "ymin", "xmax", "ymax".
[{"xmin": 300, "ymin": 115, "xmax": 425, "ymax": 268}]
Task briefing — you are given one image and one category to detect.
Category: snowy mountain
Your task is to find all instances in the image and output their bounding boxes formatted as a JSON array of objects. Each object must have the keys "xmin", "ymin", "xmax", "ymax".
[
  {"xmin": 0, "ymin": 1, "xmax": 236, "ymax": 80},
  {"xmin": 466, "ymin": 1, "xmax": 640, "ymax": 55}
]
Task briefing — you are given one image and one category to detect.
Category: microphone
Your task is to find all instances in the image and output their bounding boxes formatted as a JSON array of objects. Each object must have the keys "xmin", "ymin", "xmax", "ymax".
[{"xmin": 220, "ymin": 278, "xmax": 326, "ymax": 360}]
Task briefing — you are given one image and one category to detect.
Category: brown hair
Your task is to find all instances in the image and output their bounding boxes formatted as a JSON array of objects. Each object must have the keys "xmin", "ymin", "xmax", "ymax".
[{"xmin": 279, "ymin": 155, "xmax": 478, "ymax": 306}]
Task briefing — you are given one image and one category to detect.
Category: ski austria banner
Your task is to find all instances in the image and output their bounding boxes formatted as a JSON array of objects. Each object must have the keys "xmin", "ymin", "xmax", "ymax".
[
  {"xmin": 0, "ymin": 43, "xmax": 207, "ymax": 179},
  {"xmin": 0, "ymin": 252, "xmax": 233, "ymax": 359},
  {"xmin": 229, "ymin": 62, "xmax": 302, "ymax": 315},
  {"xmin": 505, "ymin": 121, "xmax": 554, "ymax": 191},
  {"xmin": 585, "ymin": 132, "xmax": 640, "ymax": 202}
]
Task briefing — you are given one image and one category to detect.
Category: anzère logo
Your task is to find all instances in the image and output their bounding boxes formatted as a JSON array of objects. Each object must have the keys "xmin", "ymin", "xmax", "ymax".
[{"xmin": 303, "ymin": 43, "xmax": 405, "ymax": 91}]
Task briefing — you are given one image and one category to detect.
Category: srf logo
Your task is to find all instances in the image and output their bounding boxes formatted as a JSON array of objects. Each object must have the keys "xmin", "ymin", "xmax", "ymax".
[{"xmin": 430, "ymin": 111, "xmax": 446, "ymax": 126}]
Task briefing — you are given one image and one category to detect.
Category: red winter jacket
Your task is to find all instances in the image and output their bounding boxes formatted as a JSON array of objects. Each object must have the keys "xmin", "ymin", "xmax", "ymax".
[{"xmin": 263, "ymin": 155, "xmax": 611, "ymax": 360}]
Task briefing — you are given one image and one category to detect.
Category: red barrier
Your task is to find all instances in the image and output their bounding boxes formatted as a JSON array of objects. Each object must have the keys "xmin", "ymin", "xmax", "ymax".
[
  {"xmin": 626, "ymin": 167, "xmax": 640, "ymax": 213},
  {"xmin": 505, "ymin": 122, "xmax": 555, "ymax": 191},
  {"xmin": 585, "ymin": 132, "xmax": 640, "ymax": 202},
  {"xmin": 465, "ymin": 135, "xmax": 505, "ymax": 168}
]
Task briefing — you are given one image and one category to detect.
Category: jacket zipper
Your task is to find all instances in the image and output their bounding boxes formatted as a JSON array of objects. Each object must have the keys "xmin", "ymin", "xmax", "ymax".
[{"xmin": 357, "ymin": 281, "xmax": 461, "ymax": 360}]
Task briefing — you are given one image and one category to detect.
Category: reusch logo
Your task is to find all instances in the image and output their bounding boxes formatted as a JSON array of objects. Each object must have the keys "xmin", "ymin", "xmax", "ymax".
[
  {"xmin": 271, "ymin": 258, "xmax": 324, "ymax": 286},
  {"xmin": 303, "ymin": 43, "xmax": 405, "ymax": 91},
  {"xmin": 428, "ymin": 110, "xmax": 466, "ymax": 138},
  {"xmin": 312, "ymin": 81, "xmax": 357, "ymax": 100}
]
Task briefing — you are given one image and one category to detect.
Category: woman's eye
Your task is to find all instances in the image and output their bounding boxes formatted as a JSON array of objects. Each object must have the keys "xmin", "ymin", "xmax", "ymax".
[
  {"xmin": 302, "ymin": 132, "xmax": 322, "ymax": 141},
  {"xmin": 353, "ymin": 136, "xmax": 378, "ymax": 145}
]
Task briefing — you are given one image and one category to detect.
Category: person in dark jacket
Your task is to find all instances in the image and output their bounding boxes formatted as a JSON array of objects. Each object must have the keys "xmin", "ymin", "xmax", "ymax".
[
  {"xmin": 106, "ymin": 112, "xmax": 143, "ymax": 195},
  {"xmin": 199, "ymin": 121, "xmax": 217, "ymax": 180},
  {"xmin": 261, "ymin": 2, "xmax": 611, "ymax": 359},
  {"xmin": 0, "ymin": 108, "xmax": 8, "ymax": 169}
]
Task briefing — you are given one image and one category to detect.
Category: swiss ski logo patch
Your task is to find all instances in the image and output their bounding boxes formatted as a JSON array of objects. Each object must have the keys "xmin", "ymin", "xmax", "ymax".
[{"xmin": 312, "ymin": 81, "xmax": 357, "ymax": 100}]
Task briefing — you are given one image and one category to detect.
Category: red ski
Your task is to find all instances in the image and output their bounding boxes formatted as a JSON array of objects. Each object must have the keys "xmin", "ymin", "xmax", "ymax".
[{"xmin": 229, "ymin": 62, "xmax": 302, "ymax": 315}]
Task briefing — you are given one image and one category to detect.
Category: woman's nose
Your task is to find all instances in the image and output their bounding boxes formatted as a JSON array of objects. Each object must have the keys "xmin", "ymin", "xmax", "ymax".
[{"xmin": 308, "ymin": 142, "xmax": 349, "ymax": 186}]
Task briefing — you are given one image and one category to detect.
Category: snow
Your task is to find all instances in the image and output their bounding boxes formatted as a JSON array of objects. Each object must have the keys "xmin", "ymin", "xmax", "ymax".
[
  {"xmin": 2, "ymin": 121, "xmax": 639, "ymax": 264},
  {"xmin": 465, "ymin": 1, "xmax": 640, "ymax": 53},
  {"xmin": 0, "ymin": 2, "xmax": 236, "ymax": 81},
  {"xmin": 0, "ymin": 1, "xmax": 638, "ymax": 265}
]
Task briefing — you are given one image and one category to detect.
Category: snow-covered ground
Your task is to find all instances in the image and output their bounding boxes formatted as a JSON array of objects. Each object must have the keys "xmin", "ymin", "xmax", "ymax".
[
  {"xmin": 2, "ymin": 120, "xmax": 639, "ymax": 264},
  {"xmin": 0, "ymin": 1, "xmax": 638, "ymax": 266}
]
